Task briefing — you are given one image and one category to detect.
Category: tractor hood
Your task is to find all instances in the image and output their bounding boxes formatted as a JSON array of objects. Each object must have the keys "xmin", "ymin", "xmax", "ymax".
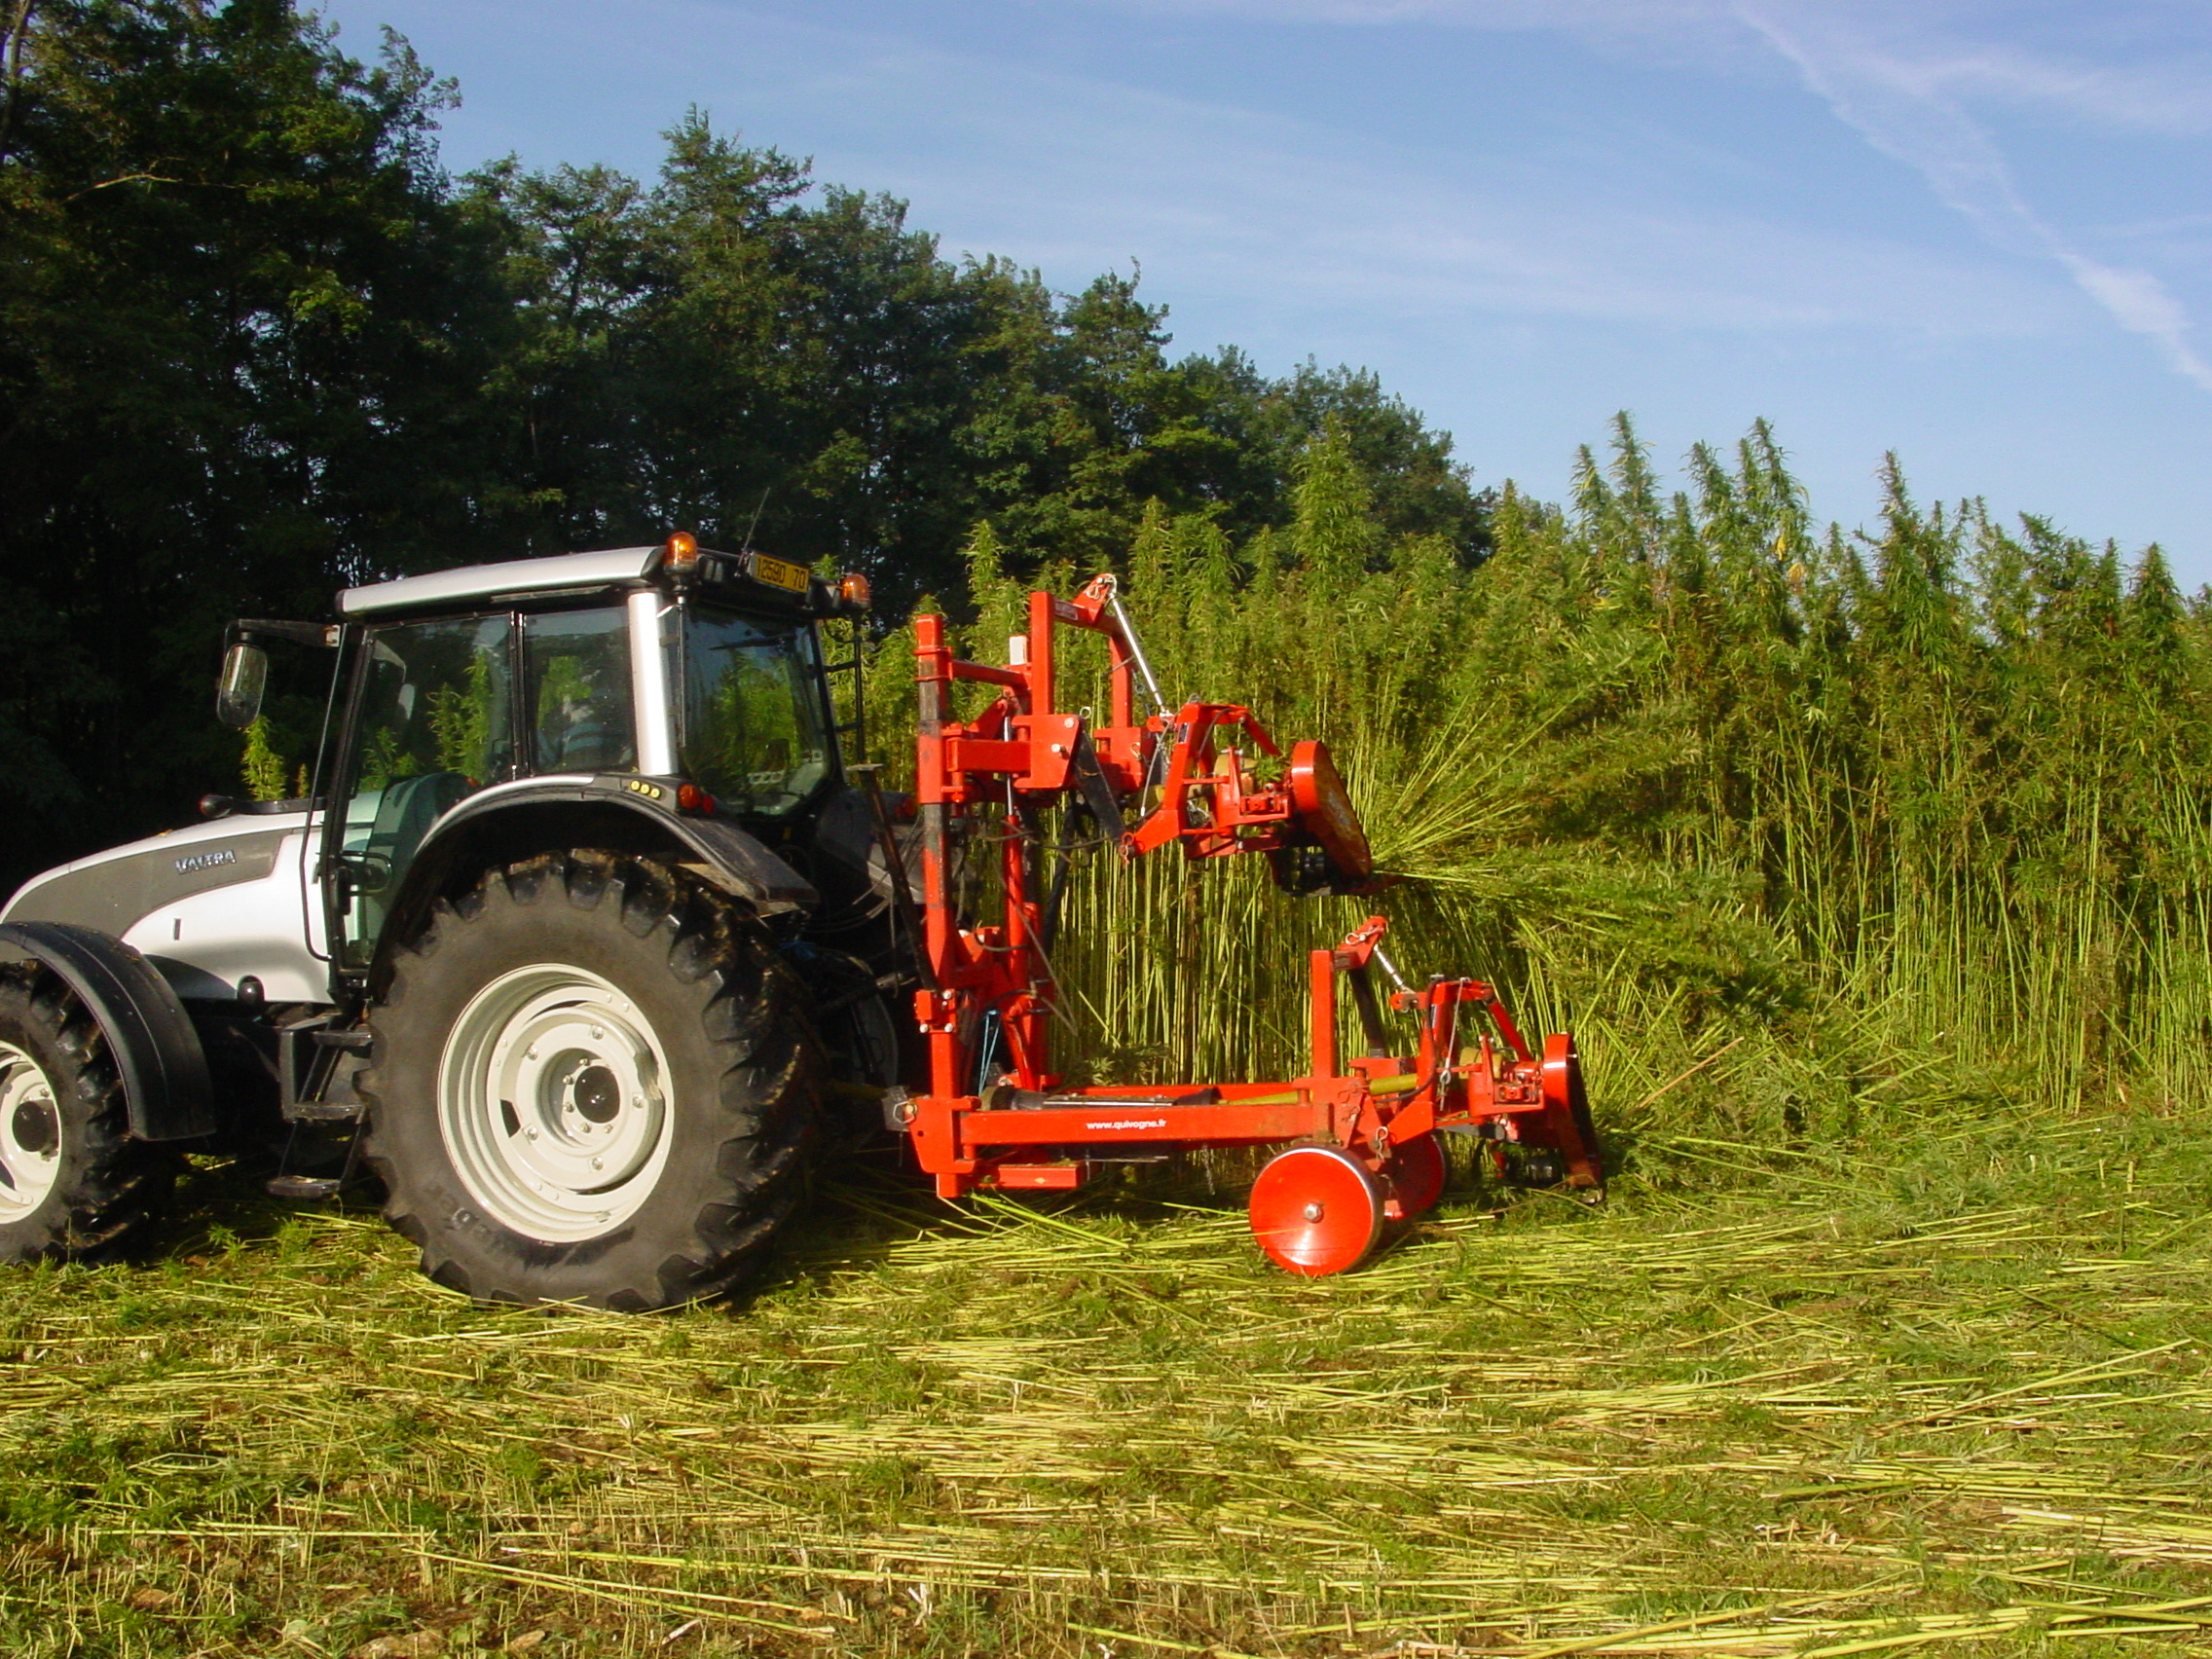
[{"xmin": 3, "ymin": 810, "xmax": 328, "ymax": 1004}]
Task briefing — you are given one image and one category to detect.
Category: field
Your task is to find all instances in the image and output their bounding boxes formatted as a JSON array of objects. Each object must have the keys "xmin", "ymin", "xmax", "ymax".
[
  {"xmin": 11, "ymin": 425, "xmax": 2212, "ymax": 1655},
  {"xmin": 11, "ymin": 10, "xmax": 2210, "ymax": 1642},
  {"xmin": 4, "ymin": 1105, "xmax": 2209, "ymax": 1658}
]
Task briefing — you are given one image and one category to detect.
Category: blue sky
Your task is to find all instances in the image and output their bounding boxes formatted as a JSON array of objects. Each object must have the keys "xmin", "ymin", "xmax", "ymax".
[{"xmin": 314, "ymin": 0, "xmax": 2212, "ymax": 584}]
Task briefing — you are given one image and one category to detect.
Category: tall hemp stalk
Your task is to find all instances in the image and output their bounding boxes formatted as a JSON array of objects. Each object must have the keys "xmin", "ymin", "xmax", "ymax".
[{"xmin": 844, "ymin": 419, "xmax": 2212, "ymax": 1166}]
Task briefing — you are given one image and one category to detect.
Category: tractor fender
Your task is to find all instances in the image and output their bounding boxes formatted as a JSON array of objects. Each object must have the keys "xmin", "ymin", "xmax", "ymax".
[
  {"xmin": 374, "ymin": 775, "xmax": 820, "ymax": 964},
  {"xmin": 0, "ymin": 921, "xmax": 216, "ymax": 1142}
]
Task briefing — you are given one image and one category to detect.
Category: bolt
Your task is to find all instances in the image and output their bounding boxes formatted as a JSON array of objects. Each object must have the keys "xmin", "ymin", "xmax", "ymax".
[
  {"xmin": 526, "ymin": 1127, "xmax": 539, "ymax": 1140},
  {"xmin": 524, "ymin": 1047, "xmax": 538, "ymax": 1061},
  {"xmin": 1302, "ymin": 1201, "xmax": 1325, "ymax": 1223},
  {"xmin": 590, "ymin": 1026, "xmax": 604, "ymax": 1041},
  {"xmin": 591, "ymin": 1156, "xmax": 604, "ymax": 1170}
]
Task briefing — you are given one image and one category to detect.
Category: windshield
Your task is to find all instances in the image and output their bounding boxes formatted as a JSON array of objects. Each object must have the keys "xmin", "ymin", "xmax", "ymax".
[{"xmin": 677, "ymin": 605, "xmax": 834, "ymax": 816}]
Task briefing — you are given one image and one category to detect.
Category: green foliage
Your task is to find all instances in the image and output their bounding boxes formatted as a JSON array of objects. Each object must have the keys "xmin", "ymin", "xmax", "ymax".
[
  {"xmin": 0, "ymin": 0, "xmax": 508, "ymax": 880},
  {"xmin": 532, "ymin": 653, "xmax": 592, "ymax": 723},
  {"xmin": 920, "ymin": 418, "xmax": 2212, "ymax": 1159},
  {"xmin": 239, "ymin": 717, "xmax": 288, "ymax": 803},
  {"xmin": 426, "ymin": 652, "xmax": 496, "ymax": 777},
  {"xmin": 355, "ymin": 722, "xmax": 411, "ymax": 793}
]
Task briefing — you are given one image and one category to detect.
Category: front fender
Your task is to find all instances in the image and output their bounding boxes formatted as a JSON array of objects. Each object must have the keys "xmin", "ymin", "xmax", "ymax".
[{"xmin": 0, "ymin": 921, "xmax": 216, "ymax": 1141}]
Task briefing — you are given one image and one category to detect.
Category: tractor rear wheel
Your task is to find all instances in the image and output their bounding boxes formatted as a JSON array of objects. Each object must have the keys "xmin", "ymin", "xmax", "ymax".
[
  {"xmin": 359, "ymin": 853, "xmax": 821, "ymax": 1310},
  {"xmin": 0, "ymin": 970, "xmax": 173, "ymax": 1262}
]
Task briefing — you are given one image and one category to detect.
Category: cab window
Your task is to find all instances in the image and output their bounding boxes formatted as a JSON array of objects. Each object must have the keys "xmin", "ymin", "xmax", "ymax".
[
  {"xmin": 677, "ymin": 606, "xmax": 833, "ymax": 816},
  {"xmin": 337, "ymin": 614, "xmax": 513, "ymax": 963},
  {"xmin": 527, "ymin": 608, "xmax": 635, "ymax": 773}
]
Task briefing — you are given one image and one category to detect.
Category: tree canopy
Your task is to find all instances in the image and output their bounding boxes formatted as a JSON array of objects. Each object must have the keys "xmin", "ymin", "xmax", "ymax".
[{"xmin": 0, "ymin": 0, "xmax": 1486, "ymax": 886}]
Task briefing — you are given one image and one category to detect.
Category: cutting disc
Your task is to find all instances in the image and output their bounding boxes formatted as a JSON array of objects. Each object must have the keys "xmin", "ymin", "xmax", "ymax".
[
  {"xmin": 1381, "ymin": 1131, "xmax": 1447, "ymax": 1220},
  {"xmin": 1286, "ymin": 740, "xmax": 1375, "ymax": 886}
]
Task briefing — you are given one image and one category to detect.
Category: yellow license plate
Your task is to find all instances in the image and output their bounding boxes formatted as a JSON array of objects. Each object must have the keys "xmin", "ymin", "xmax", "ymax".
[{"xmin": 750, "ymin": 553, "xmax": 810, "ymax": 593}]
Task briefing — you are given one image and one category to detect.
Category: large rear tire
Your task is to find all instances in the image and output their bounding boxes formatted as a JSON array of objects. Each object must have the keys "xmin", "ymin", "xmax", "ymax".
[
  {"xmin": 0, "ymin": 969, "xmax": 172, "ymax": 1262},
  {"xmin": 359, "ymin": 853, "xmax": 821, "ymax": 1310}
]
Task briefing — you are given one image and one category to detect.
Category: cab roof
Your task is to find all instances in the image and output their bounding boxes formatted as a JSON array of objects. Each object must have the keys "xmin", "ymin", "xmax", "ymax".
[{"xmin": 337, "ymin": 547, "xmax": 662, "ymax": 619}]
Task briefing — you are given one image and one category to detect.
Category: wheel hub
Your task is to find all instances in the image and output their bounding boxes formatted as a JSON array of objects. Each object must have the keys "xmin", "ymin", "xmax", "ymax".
[
  {"xmin": 571, "ymin": 1063, "xmax": 621, "ymax": 1124},
  {"xmin": 0, "ymin": 1041, "xmax": 63, "ymax": 1217},
  {"xmin": 438, "ymin": 965, "xmax": 676, "ymax": 1241},
  {"xmin": 13, "ymin": 1099, "xmax": 57, "ymax": 1156}
]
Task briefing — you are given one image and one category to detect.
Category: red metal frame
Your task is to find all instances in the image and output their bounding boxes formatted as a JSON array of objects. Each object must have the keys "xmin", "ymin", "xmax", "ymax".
[{"xmin": 895, "ymin": 575, "xmax": 1601, "ymax": 1213}]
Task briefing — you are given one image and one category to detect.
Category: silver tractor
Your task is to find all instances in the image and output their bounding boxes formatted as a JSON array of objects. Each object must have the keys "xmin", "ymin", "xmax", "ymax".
[{"xmin": 0, "ymin": 537, "xmax": 908, "ymax": 1309}]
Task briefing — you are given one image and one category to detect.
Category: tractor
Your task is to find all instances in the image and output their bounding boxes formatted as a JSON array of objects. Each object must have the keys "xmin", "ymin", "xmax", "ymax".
[{"xmin": 0, "ymin": 536, "xmax": 1599, "ymax": 1309}]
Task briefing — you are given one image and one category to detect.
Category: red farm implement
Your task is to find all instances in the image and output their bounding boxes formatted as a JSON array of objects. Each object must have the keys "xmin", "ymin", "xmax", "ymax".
[{"xmin": 870, "ymin": 574, "xmax": 1603, "ymax": 1276}]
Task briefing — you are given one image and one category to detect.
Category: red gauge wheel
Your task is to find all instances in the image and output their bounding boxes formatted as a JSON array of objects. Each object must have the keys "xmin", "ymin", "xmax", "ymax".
[
  {"xmin": 1249, "ymin": 1144, "xmax": 1383, "ymax": 1276},
  {"xmin": 1381, "ymin": 1131, "xmax": 1447, "ymax": 1221}
]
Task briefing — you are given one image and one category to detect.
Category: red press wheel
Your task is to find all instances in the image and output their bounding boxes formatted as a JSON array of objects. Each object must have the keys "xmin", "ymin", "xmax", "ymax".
[
  {"xmin": 1249, "ymin": 1145, "xmax": 1383, "ymax": 1276},
  {"xmin": 1381, "ymin": 1131, "xmax": 1447, "ymax": 1220}
]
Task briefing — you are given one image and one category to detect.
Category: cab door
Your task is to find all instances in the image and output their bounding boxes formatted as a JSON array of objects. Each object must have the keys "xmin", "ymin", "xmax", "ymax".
[
  {"xmin": 328, "ymin": 613, "xmax": 515, "ymax": 969},
  {"xmin": 324, "ymin": 604, "xmax": 649, "ymax": 971}
]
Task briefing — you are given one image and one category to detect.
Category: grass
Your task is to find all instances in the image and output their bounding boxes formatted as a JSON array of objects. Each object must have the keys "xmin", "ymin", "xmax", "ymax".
[{"xmin": 2, "ymin": 1109, "xmax": 2208, "ymax": 1658}]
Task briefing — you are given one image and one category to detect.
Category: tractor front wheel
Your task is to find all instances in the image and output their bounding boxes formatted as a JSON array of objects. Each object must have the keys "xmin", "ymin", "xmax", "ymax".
[
  {"xmin": 360, "ymin": 854, "xmax": 821, "ymax": 1309},
  {"xmin": 0, "ymin": 970, "xmax": 172, "ymax": 1262}
]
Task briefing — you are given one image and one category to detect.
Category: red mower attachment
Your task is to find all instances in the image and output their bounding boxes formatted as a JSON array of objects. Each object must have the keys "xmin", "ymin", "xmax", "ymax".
[{"xmin": 875, "ymin": 575, "xmax": 1601, "ymax": 1277}]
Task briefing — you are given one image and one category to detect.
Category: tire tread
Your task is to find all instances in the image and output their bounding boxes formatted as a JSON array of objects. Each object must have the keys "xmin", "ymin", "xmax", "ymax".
[
  {"xmin": 359, "ymin": 852, "xmax": 819, "ymax": 1309},
  {"xmin": 0, "ymin": 967, "xmax": 172, "ymax": 1262}
]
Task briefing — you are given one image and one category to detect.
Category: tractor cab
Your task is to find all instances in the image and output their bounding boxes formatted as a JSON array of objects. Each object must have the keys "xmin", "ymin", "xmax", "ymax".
[{"xmin": 217, "ymin": 536, "xmax": 870, "ymax": 973}]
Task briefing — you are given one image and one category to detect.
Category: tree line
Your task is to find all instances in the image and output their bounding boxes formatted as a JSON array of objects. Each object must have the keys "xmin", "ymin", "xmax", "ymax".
[{"xmin": 0, "ymin": 0, "xmax": 1485, "ymax": 886}]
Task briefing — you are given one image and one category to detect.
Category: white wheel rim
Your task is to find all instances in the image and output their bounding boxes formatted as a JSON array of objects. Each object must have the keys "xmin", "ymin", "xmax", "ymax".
[
  {"xmin": 437, "ymin": 965, "xmax": 677, "ymax": 1242},
  {"xmin": 0, "ymin": 1040, "xmax": 63, "ymax": 1219}
]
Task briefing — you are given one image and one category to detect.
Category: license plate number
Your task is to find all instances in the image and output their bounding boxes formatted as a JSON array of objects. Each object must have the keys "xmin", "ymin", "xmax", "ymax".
[{"xmin": 750, "ymin": 553, "xmax": 810, "ymax": 593}]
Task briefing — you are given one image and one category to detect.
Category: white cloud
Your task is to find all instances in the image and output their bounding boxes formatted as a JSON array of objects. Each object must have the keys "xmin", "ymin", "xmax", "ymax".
[
  {"xmin": 1922, "ymin": 47, "xmax": 2212, "ymax": 136},
  {"xmin": 1735, "ymin": 4, "xmax": 2212, "ymax": 392},
  {"xmin": 1122, "ymin": 0, "xmax": 2212, "ymax": 392}
]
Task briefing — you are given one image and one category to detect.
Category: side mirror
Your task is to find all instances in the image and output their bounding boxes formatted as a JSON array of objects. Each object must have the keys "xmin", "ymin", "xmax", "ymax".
[{"xmin": 216, "ymin": 642, "xmax": 268, "ymax": 728}]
